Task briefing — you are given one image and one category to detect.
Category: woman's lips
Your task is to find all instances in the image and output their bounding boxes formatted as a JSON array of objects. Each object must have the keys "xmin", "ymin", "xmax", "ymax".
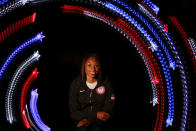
[{"xmin": 89, "ymin": 72, "xmax": 95, "ymax": 75}]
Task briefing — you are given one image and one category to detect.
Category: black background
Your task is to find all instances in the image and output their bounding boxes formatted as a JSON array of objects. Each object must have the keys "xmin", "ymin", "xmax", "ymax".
[
  {"xmin": 34, "ymin": 8, "xmax": 153, "ymax": 130},
  {"xmin": 0, "ymin": 0, "xmax": 195, "ymax": 131}
]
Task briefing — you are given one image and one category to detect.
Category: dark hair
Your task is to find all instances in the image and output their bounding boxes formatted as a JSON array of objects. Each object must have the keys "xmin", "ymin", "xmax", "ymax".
[{"xmin": 81, "ymin": 53, "xmax": 102, "ymax": 83}]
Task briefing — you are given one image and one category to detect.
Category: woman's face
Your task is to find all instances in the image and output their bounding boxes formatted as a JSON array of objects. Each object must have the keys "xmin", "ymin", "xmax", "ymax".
[{"xmin": 85, "ymin": 57, "xmax": 100, "ymax": 79}]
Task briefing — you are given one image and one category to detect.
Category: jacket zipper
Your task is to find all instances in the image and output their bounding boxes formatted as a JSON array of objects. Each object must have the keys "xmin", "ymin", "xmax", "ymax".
[{"xmin": 90, "ymin": 90, "xmax": 93, "ymax": 111}]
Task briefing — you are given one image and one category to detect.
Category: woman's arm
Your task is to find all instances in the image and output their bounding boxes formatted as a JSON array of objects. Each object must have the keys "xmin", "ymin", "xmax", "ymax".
[
  {"xmin": 69, "ymin": 79, "xmax": 87, "ymax": 121},
  {"xmin": 102, "ymin": 80, "xmax": 115, "ymax": 115},
  {"xmin": 97, "ymin": 80, "xmax": 115, "ymax": 121}
]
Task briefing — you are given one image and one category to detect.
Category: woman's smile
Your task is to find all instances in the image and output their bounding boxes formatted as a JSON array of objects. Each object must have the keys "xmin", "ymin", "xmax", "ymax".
[{"xmin": 85, "ymin": 57, "xmax": 100, "ymax": 82}]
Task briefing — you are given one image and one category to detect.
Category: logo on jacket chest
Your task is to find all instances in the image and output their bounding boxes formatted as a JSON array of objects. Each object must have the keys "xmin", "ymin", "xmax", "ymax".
[{"xmin": 96, "ymin": 86, "xmax": 105, "ymax": 95}]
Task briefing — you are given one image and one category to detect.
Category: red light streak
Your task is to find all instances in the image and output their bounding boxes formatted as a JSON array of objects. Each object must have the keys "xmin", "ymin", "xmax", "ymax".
[
  {"xmin": 20, "ymin": 68, "xmax": 39, "ymax": 129},
  {"xmin": 0, "ymin": 12, "xmax": 37, "ymax": 43},
  {"xmin": 169, "ymin": 16, "xmax": 196, "ymax": 76},
  {"xmin": 164, "ymin": 24, "xmax": 168, "ymax": 33}
]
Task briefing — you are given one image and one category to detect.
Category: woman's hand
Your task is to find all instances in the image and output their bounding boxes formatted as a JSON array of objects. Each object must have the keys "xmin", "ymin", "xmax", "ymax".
[
  {"xmin": 77, "ymin": 118, "xmax": 91, "ymax": 127},
  {"xmin": 97, "ymin": 112, "xmax": 110, "ymax": 121}
]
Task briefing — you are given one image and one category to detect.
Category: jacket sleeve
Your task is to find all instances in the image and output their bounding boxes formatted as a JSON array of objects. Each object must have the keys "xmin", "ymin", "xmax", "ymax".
[
  {"xmin": 102, "ymin": 81, "xmax": 115, "ymax": 115},
  {"xmin": 69, "ymin": 79, "xmax": 87, "ymax": 121}
]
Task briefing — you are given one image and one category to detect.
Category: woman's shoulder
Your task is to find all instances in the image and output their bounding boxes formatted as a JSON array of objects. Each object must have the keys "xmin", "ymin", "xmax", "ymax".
[
  {"xmin": 102, "ymin": 77, "xmax": 112, "ymax": 86},
  {"xmin": 71, "ymin": 75, "xmax": 83, "ymax": 86}
]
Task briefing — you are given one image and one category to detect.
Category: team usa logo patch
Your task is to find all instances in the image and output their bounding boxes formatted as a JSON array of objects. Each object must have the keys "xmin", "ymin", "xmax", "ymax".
[
  {"xmin": 111, "ymin": 94, "xmax": 115, "ymax": 100},
  {"xmin": 96, "ymin": 86, "xmax": 105, "ymax": 95}
]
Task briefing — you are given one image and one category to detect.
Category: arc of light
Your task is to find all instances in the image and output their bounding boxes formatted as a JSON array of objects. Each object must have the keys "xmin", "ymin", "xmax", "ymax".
[
  {"xmin": 115, "ymin": 18, "xmax": 165, "ymax": 131},
  {"xmin": 103, "ymin": 2, "xmax": 174, "ymax": 127},
  {"xmin": 137, "ymin": 3, "xmax": 182, "ymax": 70},
  {"xmin": 5, "ymin": 51, "xmax": 40, "ymax": 124},
  {"xmin": 0, "ymin": 0, "xmax": 30, "ymax": 17},
  {"xmin": 141, "ymin": 0, "xmax": 159, "ymax": 15},
  {"xmin": 169, "ymin": 16, "xmax": 194, "ymax": 131},
  {"xmin": 112, "ymin": 0, "xmax": 176, "ymax": 69},
  {"xmin": 0, "ymin": 0, "xmax": 192, "ymax": 130},
  {"xmin": 30, "ymin": 89, "xmax": 51, "ymax": 131},
  {"xmin": 132, "ymin": 38, "xmax": 159, "ymax": 106},
  {"xmin": 131, "ymin": 2, "xmax": 190, "ymax": 128},
  {"xmin": 169, "ymin": 16, "xmax": 196, "ymax": 72},
  {"xmin": 20, "ymin": 67, "xmax": 39, "ymax": 129},
  {"xmin": 25, "ymin": 104, "xmax": 40, "ymax": 131},
  {"xmin": 138, "ymin": 3, "xmax": 190, "ymax": 128},
  {"xmin": 0, "ymin": 12, "xmax": 36, "ymax": 43},
  {"xmin": 0, "ymin": 0, "xmax": 49, "ymax": 18},
  {"xmin": 188, "ymin": 38, "xmax": 196, "ymax": 58},
  {"xmin": 139, "ymin": 6, "xmax": 191, "ymax": 128},
  {"xmin": 0, "ymin": 32, "xmax": 45, "ymax": 84}
]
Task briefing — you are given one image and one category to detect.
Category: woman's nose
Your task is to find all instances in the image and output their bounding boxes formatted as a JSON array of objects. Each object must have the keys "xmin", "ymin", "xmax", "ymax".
[{"xmin": 90, "ymin": 66, "xmax": 96, "ymax": 71}]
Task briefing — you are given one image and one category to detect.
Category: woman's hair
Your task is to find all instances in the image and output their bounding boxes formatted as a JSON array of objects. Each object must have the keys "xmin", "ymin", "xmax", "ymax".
[{"xmin": 81, "ymin": 53, "xmax": 102, "ymax": 82}]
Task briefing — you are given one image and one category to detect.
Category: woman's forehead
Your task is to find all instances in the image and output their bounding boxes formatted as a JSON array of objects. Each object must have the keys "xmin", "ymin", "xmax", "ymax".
[{"xmin": 86, "ymin": 57, "xmax": 99, "ymax": 63}]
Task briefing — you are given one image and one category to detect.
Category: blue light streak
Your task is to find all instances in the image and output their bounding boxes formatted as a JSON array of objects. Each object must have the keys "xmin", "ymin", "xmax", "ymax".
[
  {"xmin": 112, "ymin": 0, "xmax": 176, "ymax": 69},
  {"xmin": 138, "ymin": 3, "xmax": 189, "ymax": 129},
  {"xmin": 30, "ymin": 89, "xmax": 51, "ymax": 131},
  {"xmin": 0, "ymin": 32, "xmax": 45, "ymax": 84},
  {"xmin": 105, "ymin": 1, "xmax": 174, "ymax": 126},
  {"xmin": 0, "ymin": 0, "xmax": 8, "ymax": 5},
  {"xmin": 142, "ymin": 0, "xmax": 159, "ymax": 14}
]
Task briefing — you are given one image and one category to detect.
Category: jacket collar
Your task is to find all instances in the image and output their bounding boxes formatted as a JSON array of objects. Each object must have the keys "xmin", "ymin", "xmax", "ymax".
[{"xmin": 84, "ymin": 79, "xmax": 103, "ymax": 91}]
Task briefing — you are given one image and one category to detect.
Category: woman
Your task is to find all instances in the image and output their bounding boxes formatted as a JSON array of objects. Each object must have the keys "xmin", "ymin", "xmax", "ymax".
[{"xmin": 69, "ymin": 53, "xmax": 115, "ymax": 131}]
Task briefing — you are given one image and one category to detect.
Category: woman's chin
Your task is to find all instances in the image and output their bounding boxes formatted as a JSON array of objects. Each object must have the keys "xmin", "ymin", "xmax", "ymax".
[
  {"xmin": 89, "ymin": 74, "xmax": 95, "ymax": 78},
  {"xmin": 91, "ymin": 76, "xmax": 96, "ymax": 79},
  {"xmin": 87, "ymin": 74, "xmax": 98, "ymax": 79}
]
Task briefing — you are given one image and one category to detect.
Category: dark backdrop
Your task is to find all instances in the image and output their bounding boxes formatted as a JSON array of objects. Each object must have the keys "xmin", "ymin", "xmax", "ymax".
[
  {"xmin": 33, "ymin": 8, "xmax": 153, "ymax": 130},
  {"xmin": 0, "ymin": 1, "xmax": 195, "ymax": 130}
]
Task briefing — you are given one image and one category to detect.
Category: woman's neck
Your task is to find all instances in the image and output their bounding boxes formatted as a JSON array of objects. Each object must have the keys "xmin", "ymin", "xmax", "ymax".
[{"xmin": 86, "ymin": 77, "xmax": 97, "ymax": 83}]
